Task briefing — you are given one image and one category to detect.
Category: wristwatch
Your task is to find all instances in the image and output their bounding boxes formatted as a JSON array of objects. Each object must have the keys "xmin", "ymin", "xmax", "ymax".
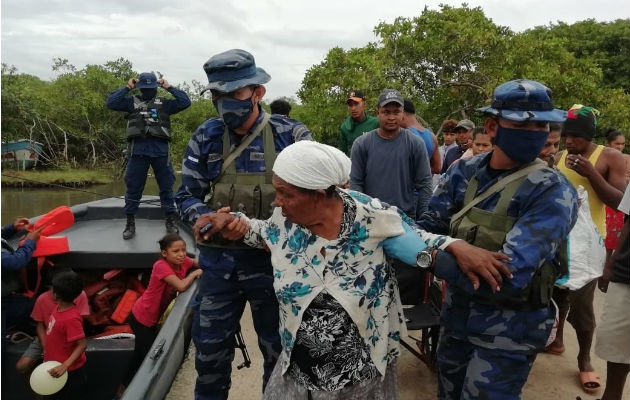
[{"xmin": 416, "ymin": 246, "xmax": 437, "ymax": 268}]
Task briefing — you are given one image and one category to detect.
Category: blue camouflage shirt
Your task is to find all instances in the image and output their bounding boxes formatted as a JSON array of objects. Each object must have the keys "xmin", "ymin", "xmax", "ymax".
[
  {"xmin": 106, "ymin": 86, "xmax": 191, "ymax": 157},
  {"xmin": 175, "ymin": 108, "xmax": 312, "ymax": 277},
  {"xmin": 418, "ymin": 152, "xmax": 578, "ymax": 353},
  {"xmin": 1, "ymin": 224, "xmax": 36, "ymax": 271}
]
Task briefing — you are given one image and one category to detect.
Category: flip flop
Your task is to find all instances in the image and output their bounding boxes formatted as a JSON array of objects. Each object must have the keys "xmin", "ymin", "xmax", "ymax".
[
  {"xmin": 544, "ymin": 344, "xmax": 565, "ymax": 355},
  {"xmin": 579, "ymin": 371, "xmax": 601, "ymax": 392}
]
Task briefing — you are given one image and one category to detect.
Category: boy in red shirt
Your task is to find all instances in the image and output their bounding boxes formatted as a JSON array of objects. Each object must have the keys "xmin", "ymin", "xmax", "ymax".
[
  {"xmin": 16, "ymin": 268, "xmax": 90, "ymax": 386},
  {"xmin": 45, "ymin": 270, "xmax": 87, "ymax": 399}
]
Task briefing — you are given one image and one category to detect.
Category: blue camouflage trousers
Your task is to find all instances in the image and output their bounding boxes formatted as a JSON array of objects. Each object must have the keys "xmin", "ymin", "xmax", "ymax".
[
  {"xmin": 124, "ymin": 155, "xmax": 176, "ymax": 215},
  {"xmin": 192, "ymin": 257, "xmax": 281, "ymax": 400},
  {"xmin": 437, "ymin": 332, "xmax": 536, "ymax": 400}
]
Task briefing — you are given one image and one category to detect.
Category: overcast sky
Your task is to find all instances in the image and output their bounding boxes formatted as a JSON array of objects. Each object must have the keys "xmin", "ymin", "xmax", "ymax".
[{"xmin": 1, "ymin": 0, "xmax": 628, "ymax": 101}]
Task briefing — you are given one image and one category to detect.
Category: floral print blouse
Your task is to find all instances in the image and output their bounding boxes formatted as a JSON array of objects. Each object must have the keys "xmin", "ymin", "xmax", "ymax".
[{"xmin": 243, "ymin": 189, "xmax": 457, "ymax": 378}]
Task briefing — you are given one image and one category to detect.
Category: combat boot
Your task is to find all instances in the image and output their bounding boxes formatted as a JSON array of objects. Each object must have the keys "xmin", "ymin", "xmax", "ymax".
[
  {"xmin": 122, "ymin": 214, "xmax": 136, "ymax": 240},
  {"xmin": 165, "ymin": 213, "xmax": 179, "ymax": 234}
]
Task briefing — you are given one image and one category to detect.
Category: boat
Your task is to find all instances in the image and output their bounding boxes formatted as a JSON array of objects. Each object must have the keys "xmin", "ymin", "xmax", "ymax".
[
  {"xmin": 1, "ymin": 139, "xmax": 44, "ymax": 170},
  {"xmin": 1, "ymin": 196, "xmax": 198, "ymax": 400}
]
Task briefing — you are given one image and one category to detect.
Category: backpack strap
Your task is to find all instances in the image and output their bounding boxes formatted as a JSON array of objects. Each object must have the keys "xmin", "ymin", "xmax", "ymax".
[
  {"xmin": 217, "ymin": 112, "xmax": 272, "ymax": 183},
  {"xmin": 452, "ymin": 159, "xmax": 546, "ymax": 222}
]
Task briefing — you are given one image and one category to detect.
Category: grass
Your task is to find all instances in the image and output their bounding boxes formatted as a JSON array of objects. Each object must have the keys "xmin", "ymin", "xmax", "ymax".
[{"xmin": 1, "ymin": 168, "xmax": 116, "ymax": 187}]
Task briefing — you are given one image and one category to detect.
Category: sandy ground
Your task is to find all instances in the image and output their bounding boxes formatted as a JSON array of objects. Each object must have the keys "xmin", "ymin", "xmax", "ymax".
[{"xmin": 167, "ymin": 289, "xmax": 629, "ymax": 400}]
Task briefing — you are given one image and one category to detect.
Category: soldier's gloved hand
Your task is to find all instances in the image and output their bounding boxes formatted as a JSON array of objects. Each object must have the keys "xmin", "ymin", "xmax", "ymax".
[{"xmin": 382, "ymin": 221, "xmax": 427, "ymax": 266}]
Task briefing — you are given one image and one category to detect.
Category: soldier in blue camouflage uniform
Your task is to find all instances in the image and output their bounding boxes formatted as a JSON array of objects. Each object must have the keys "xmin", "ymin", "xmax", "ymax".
[
  {"xmin": 417, "ymin": 79, "xmax": 579, "ymax": 400},
  {"xmin": 175, "ymin": 49, "xmax": 312, "ymax": 400}
]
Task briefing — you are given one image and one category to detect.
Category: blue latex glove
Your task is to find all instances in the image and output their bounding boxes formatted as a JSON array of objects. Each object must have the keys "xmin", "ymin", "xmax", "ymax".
[{"xmin": 382, "ymin": 221, "xmax": 427, "ymax": 266}]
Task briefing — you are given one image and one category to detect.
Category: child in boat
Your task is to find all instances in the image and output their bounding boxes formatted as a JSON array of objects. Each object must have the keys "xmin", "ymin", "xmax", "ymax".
[
  {"xmin": 15, "ymin": 266, "xmax": 90, "ymax": 393},
  {"xmin": 44, "ymin": 270, "xmax": 88, "ymax": 399},
  {"xmin": 120, "ymin": 233, "xmax": 201, "ymax": 393}
]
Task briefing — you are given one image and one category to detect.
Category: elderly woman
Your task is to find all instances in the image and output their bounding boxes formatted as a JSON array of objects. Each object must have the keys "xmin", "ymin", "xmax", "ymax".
[{"xmin": 195, "ymin": 141, "xmax": 510, "ymax": 399}]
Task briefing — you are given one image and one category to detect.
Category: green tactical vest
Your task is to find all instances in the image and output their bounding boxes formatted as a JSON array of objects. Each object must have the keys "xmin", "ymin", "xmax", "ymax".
[
  {"xmin": 449, "ymin": 161, "xmax": 559, "ymax": 310},
  {"xmin": 201, "ymin": 120, "xmax": 276, "ymax": 249}
]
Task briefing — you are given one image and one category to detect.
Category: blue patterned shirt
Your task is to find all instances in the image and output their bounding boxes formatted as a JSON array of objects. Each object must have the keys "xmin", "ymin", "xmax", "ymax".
[{"xmin": 243, "ymin": 189, "xmax": 456, "ymax": 376}]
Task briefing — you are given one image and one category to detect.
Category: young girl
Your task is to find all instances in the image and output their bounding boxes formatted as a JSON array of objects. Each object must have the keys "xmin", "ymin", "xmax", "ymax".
[
  {"xmin": 121, "ymin": 233, "xmax": 202, "ymax": 391},
  {"xmin": 45, "ymin": 270, "xmax": 87, "ymax": 400}
]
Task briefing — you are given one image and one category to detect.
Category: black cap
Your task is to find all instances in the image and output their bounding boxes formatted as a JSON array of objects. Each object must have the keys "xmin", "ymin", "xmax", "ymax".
[{"xmin": 377, "ymin": 89, "xmax": 404, "ymax": 108}]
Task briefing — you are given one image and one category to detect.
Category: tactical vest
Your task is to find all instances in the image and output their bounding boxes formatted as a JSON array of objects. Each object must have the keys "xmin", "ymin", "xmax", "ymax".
[
  {"xmin": 201, "ymin": 118, "xmax": 276, "ymax": 248},
  {"xmin": 449, "ymin": 161, "xmax": 562, "ymax": 310},
  {"xmin": 126, "ymin": 97, "xmax": 171, "ymax": 141}
]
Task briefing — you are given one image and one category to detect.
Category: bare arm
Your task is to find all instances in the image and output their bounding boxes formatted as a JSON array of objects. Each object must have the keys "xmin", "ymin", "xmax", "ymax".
[
  {"xmin": 36, "ymin": 322, "xmax": 46, "ymax": 348},
  {"xmin": 599, "ymin": 215, "xmax": 629, "ymax": 292},
  {"xmin": 568, "ymin": 148, "xmax": 626, "ymax": 208},
  {"xmin": 163, "ymin": 269, "xmax": 202, "ymax": 292},
  {"xmin": 48, "ymin": 338, "xmax": 87, "ymax": 377},
  {"xmin": 430, "ymin": 134, "xmax": 442, "ymax": 174}
]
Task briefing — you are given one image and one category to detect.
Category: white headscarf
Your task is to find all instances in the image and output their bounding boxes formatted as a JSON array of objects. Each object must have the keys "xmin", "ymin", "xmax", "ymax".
[{"xmin": 272, "ymin": 141, "xmax": 351, "ymax": 190}]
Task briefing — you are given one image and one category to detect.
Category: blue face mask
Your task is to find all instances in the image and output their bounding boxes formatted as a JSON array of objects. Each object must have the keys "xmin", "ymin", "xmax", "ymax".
[
  {"xmin": 494, "ymin": 125, "xmax": 549, "ymax": 164},
  {"xmin": 214, "ymin": 96, "xmax": 254, "ymax": 130}
]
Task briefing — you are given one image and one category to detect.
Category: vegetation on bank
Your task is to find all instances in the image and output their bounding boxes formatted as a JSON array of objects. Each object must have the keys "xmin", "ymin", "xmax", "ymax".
[
  {"xmin": 1, "ymin": 5, "xmax": 628, "ymax": 168},
  {"xmin": 1, "ymin": 168, "xmax": 115, "ymax": 188}
]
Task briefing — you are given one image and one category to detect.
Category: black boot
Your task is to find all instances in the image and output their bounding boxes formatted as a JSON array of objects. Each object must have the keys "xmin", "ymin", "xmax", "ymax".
[
  {"xmin": 122, "ymin": 214, "xmax": 136, "ymax": 240},
  {"xmin": 165, "ymin": 213, "xmax": 179, "ymax": 234}
]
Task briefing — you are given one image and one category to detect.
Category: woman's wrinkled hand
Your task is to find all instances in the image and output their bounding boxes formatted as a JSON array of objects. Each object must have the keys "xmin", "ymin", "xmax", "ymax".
[
  {"xmin": 221, "ymin": 213, "xmax": 249, "ymax": 241},
  {"xmin": 446, "ymin": 240, "xmax": 513, "ymax": 292}
]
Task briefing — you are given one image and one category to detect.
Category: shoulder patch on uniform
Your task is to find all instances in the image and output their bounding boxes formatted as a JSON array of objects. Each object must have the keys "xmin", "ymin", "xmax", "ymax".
[{"xmin": 187, "ymin": 155, "xmax": 199, "ymax": 163}]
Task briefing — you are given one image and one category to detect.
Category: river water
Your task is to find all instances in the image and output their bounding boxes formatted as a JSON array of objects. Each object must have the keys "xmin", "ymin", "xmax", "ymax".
[{"xmin": 1, "ymin": 177, "xmax": 182, "ymax": 226}]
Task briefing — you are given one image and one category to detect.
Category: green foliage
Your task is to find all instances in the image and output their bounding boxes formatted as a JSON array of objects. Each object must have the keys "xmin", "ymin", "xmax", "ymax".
[
  {"xmin": 296, "ymin": 6, "xmax": 629, "ymax": 147},
  {"xmin": 1, "ymin": 59, "xmax": 214, "ymax": 169},
  {"xmin": 170, "ymin": 98, "xmax": 216, "ymax": 164},
  {"xmin": 297, "ymin": 45, "xmax": 391, "ymax": 145}
]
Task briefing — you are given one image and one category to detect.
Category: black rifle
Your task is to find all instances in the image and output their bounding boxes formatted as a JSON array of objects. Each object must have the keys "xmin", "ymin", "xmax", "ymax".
[{"xmin": 234, "ymin": 325, "xmax": 251, "ymax": 370}]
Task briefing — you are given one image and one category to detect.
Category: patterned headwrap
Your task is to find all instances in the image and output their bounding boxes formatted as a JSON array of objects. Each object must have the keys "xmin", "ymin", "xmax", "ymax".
[
  {"xmin": 273, "ymin": 141, "xmax": 350, "ymax": 190},
  {"xmin": 563, "ymin": 104, "xmax": 600, "ymax": 140}
]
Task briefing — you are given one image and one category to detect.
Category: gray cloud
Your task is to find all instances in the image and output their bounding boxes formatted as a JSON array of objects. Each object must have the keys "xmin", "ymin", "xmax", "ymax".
[{"xmin": 2, "ymin": 0, "xmax": 627, "ymax": 101}]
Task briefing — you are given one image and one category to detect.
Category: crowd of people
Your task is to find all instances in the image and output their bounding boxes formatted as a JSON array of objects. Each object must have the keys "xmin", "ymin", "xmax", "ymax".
[{"xmin": 2, "ymin": 47, "xmax": 629, "ymax": 400}]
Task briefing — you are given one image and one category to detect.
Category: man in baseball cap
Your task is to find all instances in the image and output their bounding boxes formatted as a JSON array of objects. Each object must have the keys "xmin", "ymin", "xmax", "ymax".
[
  {"xmin": 443, "ymin": 119, "xmax": 476, "ymax": 172},
  {"xmin": 350, "ymin": 87, "xmax": 433, "ymax": 305},
  {"xmin": 175, "ymin": 48, "xmax": 312, "ymax": 400},
  {"xmin": 106, "ymin": 71, "xmax": 191, "ymax": 240},
  {"xmin": 418, "ymin": 79, "xmax": 578, "ymax": 400},
  {"xmin": 339, "ymin": 89, "xmax": 379, "ymax": 155}
]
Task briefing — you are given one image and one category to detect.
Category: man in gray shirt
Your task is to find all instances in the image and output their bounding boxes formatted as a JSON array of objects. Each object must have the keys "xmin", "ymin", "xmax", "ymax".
[{"xmin": 350, "ymin": 88, "xmax": 432, "ymax": 219}]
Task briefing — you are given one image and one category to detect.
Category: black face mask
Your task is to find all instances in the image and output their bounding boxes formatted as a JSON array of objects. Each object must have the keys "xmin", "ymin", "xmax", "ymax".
[
  {"xmin": 495, "ymin": 125, "xmax": 549, "ymax": 164},
  {"xmin": 140, "ymin": 88, "xmax": 157, "ymax": 100}
]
